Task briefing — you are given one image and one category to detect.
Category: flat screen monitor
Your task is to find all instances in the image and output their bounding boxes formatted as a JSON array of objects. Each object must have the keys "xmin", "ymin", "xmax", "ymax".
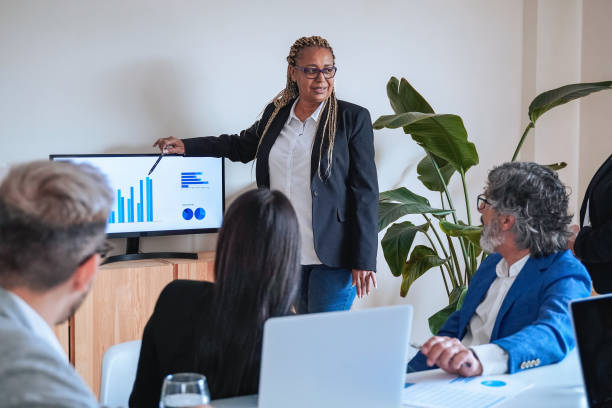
[
  {"xmin": 571, "ymin": 294, "xmax": 612, "ymax": 408},
  {"xmin": 50, "ymin": 154, "xmax": 224, "ymax": 239}
]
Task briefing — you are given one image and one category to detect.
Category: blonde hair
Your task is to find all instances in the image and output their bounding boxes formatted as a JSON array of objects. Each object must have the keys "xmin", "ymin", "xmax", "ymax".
[
  {"xmin": 0, "ymin": 160, "xmax": 112, "ymax": 290},
  {"xmin": 258, "ymin": 36, "xmax": 338, "ymax": 179}
]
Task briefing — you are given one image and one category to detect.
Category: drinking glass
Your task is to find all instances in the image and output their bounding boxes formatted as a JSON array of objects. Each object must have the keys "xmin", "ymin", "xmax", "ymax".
[{"xmin": 159, "ymin": 372, "xmax": 211, "ymax": 408}]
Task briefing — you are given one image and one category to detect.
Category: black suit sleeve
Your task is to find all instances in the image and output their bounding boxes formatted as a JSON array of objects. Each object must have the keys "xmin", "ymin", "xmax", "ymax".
[
  {"xmin": 575, "ymin": 219, "xmax": 612, "ymax": 264},
  {"xmin": 182, "ymin": 103, "xmax": 275, "ymax": 163},
  {"xmin": 347, "ymin": 107, "xmax": 379, "ymax": 271},
  {"xmin": 575, "ymin": 163, "xmax": 612, "ymax": 264}
]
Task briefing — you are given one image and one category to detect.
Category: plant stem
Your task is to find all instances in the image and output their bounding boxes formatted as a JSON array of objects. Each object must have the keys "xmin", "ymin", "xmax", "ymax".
[
  {"xmin": 423, "ymin": 214, "xmax": 450, "ymax": 260},
  {"xmin": 423, "ymin": 213, "xmax": 456, "ymax": 294},
  {"xmin": 423, "ymin": 230, "xmax": 451, "ymax": 296},
  {"xmin": 427, "ymin": 152, "xmax": 457, "ymax": 223},
  {"xmin": 511, "ymin": 122, "xmax": 535, "ymax": 161},
  {"xmin": 425, "ymin": 150, "xmax": 469, "ymax": 268},
  {"xmin": 445, "ymin": 235, "xmax": 461, "ymax": 288},
  {"xmin": 427, "ymin": 152, "xmax": 471, "ymax": 271},
  {"xmin": 460, "ymin": 170, "xmax": 472, "ymax": 226}
]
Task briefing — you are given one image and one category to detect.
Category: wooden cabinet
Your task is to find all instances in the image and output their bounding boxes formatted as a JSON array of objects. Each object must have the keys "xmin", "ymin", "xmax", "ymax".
[{"xmin": 52, "ymin": 252, "xmax": 214, "ymax": 398}]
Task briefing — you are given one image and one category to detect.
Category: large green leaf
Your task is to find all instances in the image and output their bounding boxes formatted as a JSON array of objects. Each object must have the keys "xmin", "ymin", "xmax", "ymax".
[
  {"xmin": 416, "ymin": 154, "xmax": 455, "ymax": 192},
  {"xmin": 428, "ymin": 285, "xmax": 468, "ymax": 334},
  {"xmin": 439, "ymin": 221, "xmax": 482, "ymax": 249},
  {"xmin": 378, "ymin": 187, "xmax": 453, "ymax": 231},
  {"xmin": 379, "ymin": 187, "xmax": 430, "ymax": 204},
  {"xmin": 386, "ymin": 77, "xmax": 434, "ymax": 115},
  {"xmin": 381, "ymin": 221, "xmax": 429, "ymax": 277},
  {"xmin": 529, "ymin": 81, "xmax": 612, "ymax": 123},
  {"xmin": 373, "ymin": 112, "xmax": 479, "ymax": 174},
  {"xmin": 400, "ymin": 245, "xmax": 447, "ymax": 297}
]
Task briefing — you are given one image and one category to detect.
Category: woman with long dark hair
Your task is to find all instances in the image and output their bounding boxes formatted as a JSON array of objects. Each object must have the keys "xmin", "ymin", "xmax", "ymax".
[{"xmin": 129, "ymin": 188, "xmax": 300, "ymax": 405}]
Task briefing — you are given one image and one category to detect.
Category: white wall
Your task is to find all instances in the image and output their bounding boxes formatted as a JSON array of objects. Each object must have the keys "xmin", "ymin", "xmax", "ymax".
[
  {"xmin": 1, "ymin": 0, "xmax": 609, "ymax": 343},
  {"xmin": 579, "ymin": 0, "xmax": 612, "ymax": 201},
  {"xmin": 532, "ymin": 0, "xmax": 582, "ymax": 217}
]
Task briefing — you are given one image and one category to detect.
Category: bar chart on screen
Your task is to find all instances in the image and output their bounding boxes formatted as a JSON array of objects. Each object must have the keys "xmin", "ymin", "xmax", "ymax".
[
  {"xmin": 52, "ymin": 155, "xmax": 224, "ymax": 235},
  {"xmin": 109, "ymin": 177, "xmax": 154, "ymax": 224}
]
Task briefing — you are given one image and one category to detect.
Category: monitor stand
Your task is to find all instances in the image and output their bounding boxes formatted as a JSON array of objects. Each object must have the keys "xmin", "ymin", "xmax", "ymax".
[{"xmin": 102, "ymin": 237, "xmax": 198, "ymax": 265}]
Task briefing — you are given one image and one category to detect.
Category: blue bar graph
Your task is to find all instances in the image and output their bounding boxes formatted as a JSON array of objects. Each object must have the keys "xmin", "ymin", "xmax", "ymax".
[
  {"xmin": 146, "ymin": 177, "xmax": 153, "ymax": 222},
  {"xmin": 111, "ymin": 179, "xmax": 153, "ymax": 224},
  {"xmin": 127, "ymin": 187, "xmax": 134, "ymax": 223},
  {"xmin": 118, "ymin": 190, "xmax": 125, "ymax": 223},
  {"xmin": 138, "ymin": 180, "xmax": 144, "ymax": 222},
  {"xmin": 181, "ymin": 172, "xmax": 208, "ymax": 188}
]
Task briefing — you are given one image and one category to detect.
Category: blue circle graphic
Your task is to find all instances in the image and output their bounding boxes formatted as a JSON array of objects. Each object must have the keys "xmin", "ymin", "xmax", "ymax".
[
  {"xmin": 182, "ymin": 208, "xmax": 193, "ymax": 220},
  {"xmin": 481, "ymin": 380, "xmax": 506, "ymax": 387},
  {"xmin": 194, "ymin": 208, "xmax": 206, "ymax": 220}
]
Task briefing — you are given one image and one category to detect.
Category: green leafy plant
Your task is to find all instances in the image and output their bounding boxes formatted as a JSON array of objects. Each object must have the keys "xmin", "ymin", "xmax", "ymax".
[{"xmin": 374, "ymin": 78, "xmax": 612, "ymax": 334}]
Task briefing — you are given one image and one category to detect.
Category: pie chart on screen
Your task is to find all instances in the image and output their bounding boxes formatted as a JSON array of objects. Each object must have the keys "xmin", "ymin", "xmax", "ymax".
[
  {"xmin": 195, "ymin": 208, "xmax": 206, "ymax": 220},
  {"xmin": 182, "ymin": 208, "xmax": 193, "ymax": 220}
]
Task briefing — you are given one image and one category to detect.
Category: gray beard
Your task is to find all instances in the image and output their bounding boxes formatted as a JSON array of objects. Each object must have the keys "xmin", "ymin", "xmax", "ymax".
[{"xmin": 480, "ymin": 218, "xmax": 504, "ymax": 254}]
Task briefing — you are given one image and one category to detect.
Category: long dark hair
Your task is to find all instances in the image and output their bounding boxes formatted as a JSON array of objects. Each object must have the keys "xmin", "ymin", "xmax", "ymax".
[{"xmin": 196, "ymin": 188, "xmax": 300, "ymax": 398}]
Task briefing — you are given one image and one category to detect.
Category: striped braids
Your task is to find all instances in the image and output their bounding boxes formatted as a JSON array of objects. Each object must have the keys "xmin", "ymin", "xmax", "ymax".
[{"xmin": 256, "ymin": 36, "xmax": 338, "ymax": 179}]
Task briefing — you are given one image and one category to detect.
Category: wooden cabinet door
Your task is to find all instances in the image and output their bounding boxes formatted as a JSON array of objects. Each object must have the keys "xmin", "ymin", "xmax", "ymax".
[
  {"xmin": 73, "ymin": 260, "xmax": 175, "ymax": 397},
  {"xmin": 174, "ymin": 251, "xmax": 215, "ymax": 281}
]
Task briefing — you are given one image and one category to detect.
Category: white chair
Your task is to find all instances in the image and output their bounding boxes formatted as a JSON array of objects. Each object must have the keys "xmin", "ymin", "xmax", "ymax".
[{"xmin": 99, "ymin": 339, "xmax": 142, "ymax": 407}]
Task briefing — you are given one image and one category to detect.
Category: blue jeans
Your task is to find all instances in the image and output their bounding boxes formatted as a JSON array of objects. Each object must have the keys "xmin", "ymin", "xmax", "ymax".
[{"xmin": 296, "ymin": 265, "xmax": 356, "ymax": 313}]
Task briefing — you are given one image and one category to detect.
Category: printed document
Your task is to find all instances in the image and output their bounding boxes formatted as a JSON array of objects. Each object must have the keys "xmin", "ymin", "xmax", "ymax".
[{"xmin": 403, "ymin": 371, "xmax": 532, "ymax": 408}]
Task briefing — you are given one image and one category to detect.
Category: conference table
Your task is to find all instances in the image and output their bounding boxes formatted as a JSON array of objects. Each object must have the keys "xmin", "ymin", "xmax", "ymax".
[{"xmin": 210, "ymin": 350, "xmax": 587, "ymax": 408}]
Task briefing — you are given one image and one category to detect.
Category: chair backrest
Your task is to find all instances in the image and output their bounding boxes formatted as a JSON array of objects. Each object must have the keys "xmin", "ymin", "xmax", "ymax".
[{"xmin": 99, "ymin": 339, "xmax": 142, "ymax": 407}]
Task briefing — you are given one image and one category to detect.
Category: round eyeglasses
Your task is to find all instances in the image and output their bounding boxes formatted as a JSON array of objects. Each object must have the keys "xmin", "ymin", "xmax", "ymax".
[
  {"xmin": 293, "ymin": 65, "xmax": 337, "ymax": 79},
  {"xmin": 476, "ymin": 194, "xmax": 492, "ymax": 210}
]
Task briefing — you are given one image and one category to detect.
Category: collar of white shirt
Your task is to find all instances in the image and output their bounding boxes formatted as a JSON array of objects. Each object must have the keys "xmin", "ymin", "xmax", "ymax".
[
  {"xmin": 289, "ymin": 97, "xmax": 325, "ymax": 124},
  {"xmin": 7, "ymin": 290, "xmax": 68, "ymax": 361},
  {"xmin": 496, "ymin": 253, "xmax": 530, "ymax": 278}
]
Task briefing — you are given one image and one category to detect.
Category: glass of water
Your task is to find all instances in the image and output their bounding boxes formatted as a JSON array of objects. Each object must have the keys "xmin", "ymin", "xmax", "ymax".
[{"xmin": 159, "ymin": 373, "xmax": 211, "ymax": 408}]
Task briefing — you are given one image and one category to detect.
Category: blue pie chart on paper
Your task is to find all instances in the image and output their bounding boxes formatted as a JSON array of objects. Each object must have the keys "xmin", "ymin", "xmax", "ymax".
[
  {"xmin": 182, "ymin": 208, "xmax": 194, "ymax": 220},
  {"xmin": 194, "ymin": 208, "xmax": 206, "ymax": 220},
  {"xmin": 481, "ymin": 380, "xmax": 506, "ymax": 387}
]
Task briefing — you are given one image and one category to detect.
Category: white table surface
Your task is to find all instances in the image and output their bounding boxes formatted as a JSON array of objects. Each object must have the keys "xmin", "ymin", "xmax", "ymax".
[{"xmin": 210, "ymin": 350, "xmax": 587, "ymax": 408}]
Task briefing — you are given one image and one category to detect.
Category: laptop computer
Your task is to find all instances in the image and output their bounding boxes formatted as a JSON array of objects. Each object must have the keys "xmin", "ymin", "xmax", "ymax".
[
  {"xmin": 570, "ymin": 293, "xmax": 612, "ymax": 408},
  {"xmin": 257, "ymin": 305, "xmax": 413, "ymax": 408}
]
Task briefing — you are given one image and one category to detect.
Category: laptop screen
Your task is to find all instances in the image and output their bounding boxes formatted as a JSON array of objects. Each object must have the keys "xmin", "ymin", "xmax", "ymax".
[{"xmin": 571, "ymin": 294, "xmax": 612, "ymax": 408}]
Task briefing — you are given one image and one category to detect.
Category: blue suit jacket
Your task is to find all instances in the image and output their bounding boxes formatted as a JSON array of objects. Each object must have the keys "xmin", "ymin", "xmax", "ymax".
[{"xmin": 408, "ymin": 250, "xmax": 591, "ymax": 373}]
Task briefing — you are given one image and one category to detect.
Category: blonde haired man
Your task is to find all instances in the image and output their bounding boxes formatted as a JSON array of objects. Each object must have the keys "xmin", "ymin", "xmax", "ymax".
[{"xmin": 0, "ymin": 160, "xmax": 112, "ymax": 407}]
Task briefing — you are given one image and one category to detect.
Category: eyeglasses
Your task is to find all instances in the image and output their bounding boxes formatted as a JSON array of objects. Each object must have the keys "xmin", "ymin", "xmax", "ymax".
[
  {"xmin": 293, "ymin": 65, "xmax": 337, "ymax": 79},
  {"xmin": 476, "ymin": 194, "xmax": 492, "ymax": 210},
  {"xmin": 78, "ymin": 240, "xmax": 113, "ymax": 266}
]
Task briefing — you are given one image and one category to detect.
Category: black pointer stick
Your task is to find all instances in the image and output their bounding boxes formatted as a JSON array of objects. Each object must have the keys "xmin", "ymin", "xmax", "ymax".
[{"xmin": 148, "ymin": 152, "xmax": 164, "ymax": 176}]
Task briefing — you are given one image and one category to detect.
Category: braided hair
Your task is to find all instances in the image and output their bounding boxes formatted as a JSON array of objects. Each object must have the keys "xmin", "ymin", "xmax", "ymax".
[{"xmin": 258, "ymin": 35, "xmax": 338, "ymax": 179}]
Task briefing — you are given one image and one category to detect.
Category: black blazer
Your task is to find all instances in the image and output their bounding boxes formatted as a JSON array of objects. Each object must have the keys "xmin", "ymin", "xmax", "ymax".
[
  {"xmin": 575, "ymin": 153, "xmax": 612, "ymax": 293},
  {"xmin": 183, "ymin": 99, "xmax": 379, "ymax": 271},
  {"xmin": 129, "ymin": 280, "xmax": 260, "ymax": 406}
]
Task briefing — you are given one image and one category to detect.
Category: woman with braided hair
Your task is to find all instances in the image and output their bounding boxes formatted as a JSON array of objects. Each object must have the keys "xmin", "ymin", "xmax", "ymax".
[{"xmin": 154, "ymin": 35, "xmax": 378, "ymax": 313}]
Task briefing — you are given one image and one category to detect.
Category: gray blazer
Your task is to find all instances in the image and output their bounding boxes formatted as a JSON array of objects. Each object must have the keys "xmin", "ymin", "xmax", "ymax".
[{"xmin": 0, "ymin": 287, "xmax": 98, "ymax": 408}]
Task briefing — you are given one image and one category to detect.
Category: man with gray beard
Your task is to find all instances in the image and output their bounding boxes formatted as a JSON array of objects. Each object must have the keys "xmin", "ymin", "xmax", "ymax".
[
  {"xmin": 408, "ymin": 162, "xmax": 591, "ymax": 376},
  {"xmin": 0, "ymin": 160, "xmax": 113, "ymax": 407}
]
